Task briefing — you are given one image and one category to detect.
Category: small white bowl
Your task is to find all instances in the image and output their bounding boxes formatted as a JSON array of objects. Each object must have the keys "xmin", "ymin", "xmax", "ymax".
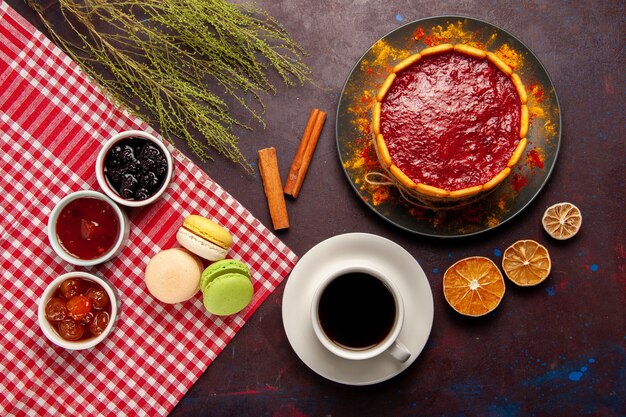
[
  {"xmin": 38, "ymin": 272, "xmax": 120, "ymax": 350},
  {"xmin": 95, "ymin": 130, "xmax": 174, "ymax": 207},
  {"xmin": 48, "ymin": 190, "xmax": 130, "ymax": 266}
]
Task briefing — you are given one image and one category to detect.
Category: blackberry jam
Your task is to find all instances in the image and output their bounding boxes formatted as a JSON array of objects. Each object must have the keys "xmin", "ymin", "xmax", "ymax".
[{"xmin": 104, "ymin": 137, "xmax": 168, "ymax": 201}]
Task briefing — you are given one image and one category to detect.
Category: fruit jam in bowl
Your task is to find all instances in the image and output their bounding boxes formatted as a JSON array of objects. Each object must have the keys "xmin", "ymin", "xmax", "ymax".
[
  {"xmin": 38, "ymin": 272, "xmax": 120, "ymax": 350},
  {"xmin": 48, "ymin": 190, "xmax": 130, "ymax": 266},
  {"xmin": 96, "ymin": 130, "xmax": 174, "ymax": 207}
]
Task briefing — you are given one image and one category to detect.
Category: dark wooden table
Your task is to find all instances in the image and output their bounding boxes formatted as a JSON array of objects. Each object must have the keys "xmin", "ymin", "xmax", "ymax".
[{"xmin": 8, "ymin": 1, "xmax": 624, "ymax": 415}]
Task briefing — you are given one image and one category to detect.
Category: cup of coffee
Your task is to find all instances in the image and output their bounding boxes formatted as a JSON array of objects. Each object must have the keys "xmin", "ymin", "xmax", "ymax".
[{"xmin": 311, "ymin": 265, "xmax": 411, "ymax": 362}]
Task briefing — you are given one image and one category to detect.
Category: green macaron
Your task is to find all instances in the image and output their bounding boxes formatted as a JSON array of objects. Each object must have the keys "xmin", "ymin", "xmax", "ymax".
[{"xmin": 200, "ymin": 259, "xmax": 254, "ymax": 316}]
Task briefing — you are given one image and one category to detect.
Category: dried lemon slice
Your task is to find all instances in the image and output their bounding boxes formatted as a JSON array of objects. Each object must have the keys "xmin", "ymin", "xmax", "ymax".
[
  {"xmin": 443, "ymin": 257, "xmax": 506, "ymax": 317},
  {"xmin": 502, "ymin": 240, "xmax": 551, "ymax": 286},
  {"xmin": 542, "ymin": 202, "xmax": 582, "ymax": 240}
]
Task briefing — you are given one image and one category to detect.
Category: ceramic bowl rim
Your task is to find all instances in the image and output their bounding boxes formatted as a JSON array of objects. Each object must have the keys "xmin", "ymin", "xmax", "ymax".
[
  {"xmin": 95, "ymin": 129, "xmax": 173, "ymax": 208},
  {"xmin": 47, "ymin": 190, "xmax": 128, "ymax": 266},
  {"xmin": 37, "ymin": 271, "xmax": 120, "ymax": 350}
]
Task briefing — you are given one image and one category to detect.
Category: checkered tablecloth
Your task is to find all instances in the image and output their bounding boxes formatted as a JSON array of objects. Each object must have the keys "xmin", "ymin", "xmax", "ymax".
[{"xmin": 0, "ymin": 2, "xmax": 298, "ymax": 416}]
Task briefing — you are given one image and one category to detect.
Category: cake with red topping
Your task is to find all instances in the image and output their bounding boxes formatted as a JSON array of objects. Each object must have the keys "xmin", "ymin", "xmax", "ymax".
[{"xmin": 372, "ymin": 43, "xmax": 528, "ymax": 203}]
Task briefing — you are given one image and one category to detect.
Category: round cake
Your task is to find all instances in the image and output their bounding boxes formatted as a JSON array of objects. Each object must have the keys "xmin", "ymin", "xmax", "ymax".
[{"xmin": 372, "ymin": 43, "xmax": 528, "ymax": 205}]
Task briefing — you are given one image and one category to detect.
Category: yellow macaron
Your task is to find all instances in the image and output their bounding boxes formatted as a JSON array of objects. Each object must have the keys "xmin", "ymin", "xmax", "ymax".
[{"xmin": 176, "ymin": 214, "xmax": 233, "ymax": 261}]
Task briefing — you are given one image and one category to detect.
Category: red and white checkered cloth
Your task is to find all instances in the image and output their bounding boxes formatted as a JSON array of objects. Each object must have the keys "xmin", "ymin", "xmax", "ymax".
[{"xmin": 0, "ymin": 2, "xmax": 298, "ymax": 416}]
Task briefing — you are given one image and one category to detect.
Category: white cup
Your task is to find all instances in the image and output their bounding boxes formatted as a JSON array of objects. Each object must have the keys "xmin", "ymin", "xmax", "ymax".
[{"xmin": 311, "ymin": 265, "xmax": 411, "ymax": 362}]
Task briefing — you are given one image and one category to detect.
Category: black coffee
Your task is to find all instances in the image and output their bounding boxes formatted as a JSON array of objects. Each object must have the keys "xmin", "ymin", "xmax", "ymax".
[{"xmin": 318, "ymin": 272, "xmax": 396, "ymax": 350}]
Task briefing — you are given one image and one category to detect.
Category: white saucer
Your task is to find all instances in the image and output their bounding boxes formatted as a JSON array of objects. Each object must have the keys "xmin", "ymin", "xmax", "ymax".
[{"xmin": 282, "ymin": 233, "xmax": 434, "ymax": 385}]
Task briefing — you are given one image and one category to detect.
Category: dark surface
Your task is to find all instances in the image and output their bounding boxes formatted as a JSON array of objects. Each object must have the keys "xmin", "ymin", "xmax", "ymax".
[{"xmin": 8, "ymin": 0, "xmax": 624, "ymax": 416}]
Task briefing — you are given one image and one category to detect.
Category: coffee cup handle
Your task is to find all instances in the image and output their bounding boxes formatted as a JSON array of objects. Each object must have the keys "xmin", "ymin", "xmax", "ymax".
[{"xmin": 387, "ymin": 340, "xmax": 411, "ymax": 363}]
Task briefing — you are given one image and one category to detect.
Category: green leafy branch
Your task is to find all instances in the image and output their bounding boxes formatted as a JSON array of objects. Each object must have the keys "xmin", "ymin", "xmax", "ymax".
[{"xmin": 27, "ymin": 0, "xmax": 311, "ymax": 173}]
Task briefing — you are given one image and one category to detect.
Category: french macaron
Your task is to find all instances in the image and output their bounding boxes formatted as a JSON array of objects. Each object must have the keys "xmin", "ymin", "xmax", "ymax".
[
  {"xmin": 144, "ymin": 248, "xmax": 203, "ymax": 304},
  {"xmin": 200, "ymin": 259, "xmax": 254, "ymax": 316},
  {"xmin": 176, "ymin": 214, "xmax": 233, "ymax": 261}
]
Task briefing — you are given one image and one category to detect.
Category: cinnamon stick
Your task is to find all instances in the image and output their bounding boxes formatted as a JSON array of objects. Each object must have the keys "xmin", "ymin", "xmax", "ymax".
[
  {"xmin": 258, "ymin": 147, "xmax": 289, "ymax": 230},
  {"xmin": 284, "ymin": 108, "xmax": 319, "ymax": 196},
  {"xmin": 284, "ymin": 108, "xmax": 327, "ymax": 198}
]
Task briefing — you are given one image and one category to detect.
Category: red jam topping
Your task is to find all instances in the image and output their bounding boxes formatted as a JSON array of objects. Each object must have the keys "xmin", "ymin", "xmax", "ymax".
[
  {"xmin": 56, "ymin": 197, "xmax": 120, "ymax": 260},
  {"xmin": 380, "ymin": 51, "xmax": 521, "ymax": 191}
]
